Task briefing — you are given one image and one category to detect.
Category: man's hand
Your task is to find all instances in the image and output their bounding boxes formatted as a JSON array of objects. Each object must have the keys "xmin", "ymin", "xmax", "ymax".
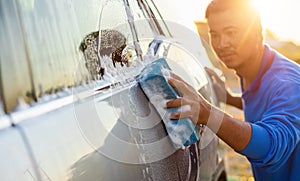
[
  {"xmin": 166, "ymin": 71, "xmax": 212, "ymax": 126},
  {"xmin": 204, "ymin": 67, "xmax": 227, "ymax": 103},
  {"xmin": 205, "ymin": 67, "xmax": 243, "ymax": 109},
  {"xmin": 166, "ymin": 71, "xmax": 251, "ymax": 151}
]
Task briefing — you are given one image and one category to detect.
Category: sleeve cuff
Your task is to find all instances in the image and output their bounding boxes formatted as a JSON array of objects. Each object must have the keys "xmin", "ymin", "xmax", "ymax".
[{"xmin": 238, "ymin": 123, "xmax": 271, "ymax": 160}]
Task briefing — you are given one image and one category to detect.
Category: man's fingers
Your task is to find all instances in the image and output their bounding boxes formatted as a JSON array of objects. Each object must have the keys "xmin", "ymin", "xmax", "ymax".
[
  {"xmin": 205, "ymin": 67, "xmax": 224, "ymax": 85},
  {"xmin": 170, "ymin": 111, "xmax": 190, "ymax": 120},
  {"xmin": 168, "ymin": 77, "xmax": 187, "ymax": 93},
  {"xmin": 204, "ymin": 67, "xmax": 219, "ymax": 77},
  {"xmin": 167, "ymin": 71, "xmax": 195, "ymax": 91},
  {"xmin": 169, "ymin": 71, "xmax": 186, "ymax": 82},
  {"xmin": 166, "ymin": 98, "xmax": 189, "ymax": 108},
  {"xmin": 169, "ymin": 110, "xmax": 192, "ymax": 120}
]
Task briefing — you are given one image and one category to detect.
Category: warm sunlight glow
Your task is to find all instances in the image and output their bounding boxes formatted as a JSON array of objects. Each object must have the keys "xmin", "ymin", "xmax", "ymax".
[
  {"xmin": 253, "ymin": 0, "xmax": 300, "ymax": 44},
  {"xmin": 253, "ymin": 0, "xmax": 280, "ymax": 28},
  {"xmin": 253, "ymin": 0, "xmax": 272, "ymax": 14},
  {"xmin": 155, "ymin": 0, "xmax": 300, "ymax": 44}
]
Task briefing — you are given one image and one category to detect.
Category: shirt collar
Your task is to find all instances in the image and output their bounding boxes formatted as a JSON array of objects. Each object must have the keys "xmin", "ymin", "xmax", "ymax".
[{"xmin": 241, "ymin": 44, "xmax": 274, "ymax": 94}]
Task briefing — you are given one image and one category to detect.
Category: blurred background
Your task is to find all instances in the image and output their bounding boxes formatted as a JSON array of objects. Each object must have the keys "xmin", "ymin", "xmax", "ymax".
[
  {"xmin": 154, "ymin": 0, "xmax": 300, "ymax": 63},
  {"xmin": 154, "ymin": 0, "xmax": 300, "ymax": 180}
]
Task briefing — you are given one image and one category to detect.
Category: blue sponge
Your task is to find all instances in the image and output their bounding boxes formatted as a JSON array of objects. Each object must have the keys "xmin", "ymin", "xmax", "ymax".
[{"xmin": 138, "ymin": 58, "xmax": 199, "ymax": 149}]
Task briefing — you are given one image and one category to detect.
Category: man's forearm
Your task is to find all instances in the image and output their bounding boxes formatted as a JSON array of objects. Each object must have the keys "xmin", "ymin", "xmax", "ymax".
[{"xmin": 206, "ymin": 107, "xmax": 251, "ymax": 151}]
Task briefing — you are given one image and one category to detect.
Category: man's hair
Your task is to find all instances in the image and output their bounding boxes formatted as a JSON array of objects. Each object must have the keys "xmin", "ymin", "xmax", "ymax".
[
  {"xmin": 205, "ymin": 0, "xmax": 259, "ymax": 19},
  {"xmin": 205, "ymin": 0, "xmax": 262, "ymax": 36}
]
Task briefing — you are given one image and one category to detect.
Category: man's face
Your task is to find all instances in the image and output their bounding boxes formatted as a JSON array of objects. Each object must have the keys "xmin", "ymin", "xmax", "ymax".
[{"xmin": 207, "ymin": 9, "xmax": 258, "ymax": 70}]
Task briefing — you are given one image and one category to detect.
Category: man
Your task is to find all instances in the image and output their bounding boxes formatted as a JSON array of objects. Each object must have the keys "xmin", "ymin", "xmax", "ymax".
[{"xmin": 166, "ymin": 0, "xmax": 300, "ymax": 180}]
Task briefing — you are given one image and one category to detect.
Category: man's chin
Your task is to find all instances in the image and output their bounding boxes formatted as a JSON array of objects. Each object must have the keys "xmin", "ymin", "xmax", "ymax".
[{"xmin": 220, "ymin": 58, "xmax": 232, "ymax": 67}]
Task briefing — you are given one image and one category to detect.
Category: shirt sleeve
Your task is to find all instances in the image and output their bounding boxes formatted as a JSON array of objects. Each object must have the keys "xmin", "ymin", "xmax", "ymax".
[{"xmin": 239, "ymin": 79, "xmax": 300, "ymax": 173}]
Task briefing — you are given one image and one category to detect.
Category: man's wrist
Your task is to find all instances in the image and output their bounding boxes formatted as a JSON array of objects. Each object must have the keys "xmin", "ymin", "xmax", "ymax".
[{"xmin": 205, "ymin": 106, "xmax": 226, "ymax": 133}]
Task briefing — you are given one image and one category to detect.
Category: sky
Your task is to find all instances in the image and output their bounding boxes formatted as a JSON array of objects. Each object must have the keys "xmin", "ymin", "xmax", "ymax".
[{"xmin": 154, "ymin": 0, "xmax": 300, "ymax": 44}]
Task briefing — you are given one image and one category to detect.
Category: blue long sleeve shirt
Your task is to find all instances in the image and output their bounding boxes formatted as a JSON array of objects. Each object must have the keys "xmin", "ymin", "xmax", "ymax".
[{"xmin": 239, "ymin": 45, "xmax": 300, "ymax": 181}]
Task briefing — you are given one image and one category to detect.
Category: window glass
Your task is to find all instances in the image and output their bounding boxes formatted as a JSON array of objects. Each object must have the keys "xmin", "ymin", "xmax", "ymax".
[
  {"xmin": 72, "ymin": 0, "xmax": 104, "ymax": 82},
  {"xmin": 79, "ymin": 0, "xmax": 158, "ymax": 83},
  {"xmin": 128, "ymin": 0, "xmax": 161, "ymax": 56},
  {"xmin": 144, "ymin": 0, "xmax": 172, "ymax": 37},
  {"xmin": 99, "ymin": 0, "xmax": 161, "ymax": 67},
  {"xmin": 0, "ymin": 0, "xmax": 104, "ymax": 112},
  {"xmin": 95, "ymin": 0, "xmax": 140, "ymax": 81},
  {"xmin": 99, "ymin": 0, "xmax": 129, "ymax": 31},
  {"xmin": 72, "ymin": 0, "xmax": 102, "ymax": 38},
  {"xmin": 0, "ymin": 61, "xmax": 4, "ymax": 116},
  {"xmin": 129, "ymin": 0, "xmax": 157, "ymax": 38},
  {"xmin": 18, "ymin": 0, "xmax": 83, "ymax": 98},
  {"xmin": 0, "ymin": 0, "xmax": 33, "ymax": 112},
  {"xmin": 166, "ymin": 43, "xmax": 208, "ymax": 90}
]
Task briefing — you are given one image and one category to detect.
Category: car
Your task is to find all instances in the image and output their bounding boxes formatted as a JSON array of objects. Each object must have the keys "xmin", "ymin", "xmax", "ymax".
[{"xmin": 0, "ymin": 0, "xmax": 226, "ymax": 180}]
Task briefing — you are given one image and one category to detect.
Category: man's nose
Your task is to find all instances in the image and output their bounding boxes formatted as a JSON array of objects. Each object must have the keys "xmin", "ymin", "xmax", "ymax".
[{"xmin": 218, "ymin": 35, "xmax": 230, "ymax": 49}]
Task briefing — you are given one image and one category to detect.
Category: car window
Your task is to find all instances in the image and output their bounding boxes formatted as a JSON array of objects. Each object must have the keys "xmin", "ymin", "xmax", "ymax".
[
  {"xmin": 18, "ymin": 0, "xmax": 83, "ymax": 99},
  {"xmin": 99, "ymin": 0, "xmax": 131, "ymax": 39},
  {"xmin": 144, "ymin": 0, "xmax": 172, "ymax": 37},
  {"xmin": 162, "ymin": 42, "xmax": 208, "ymax": 91},
  {"xmin": 0, "ymin": 0, "xmax": 104, "ymax": 112},
  {"xmin": 0, "ymin": 61, "xmax": 4, "ymax": 116},
  {"xmin": 129, "ymin": 0, "xmax": 158, "ymax": 38},
  {"xmin": 128, "ymin": 0, "xmax": 159, "ymax": 55},
  {"xmin": 0, "ymin": 0, "xmax": 33, "ymax": 112},
  {"xmin": 93, "ymin": 0, "xmax": 165, "ymax": 81},
  {"xmin": 72, "ymin": 0, "xmax": 102, "ymax": 39}
]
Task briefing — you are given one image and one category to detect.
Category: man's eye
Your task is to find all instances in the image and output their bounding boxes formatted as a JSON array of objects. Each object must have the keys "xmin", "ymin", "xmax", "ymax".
[{"xmin": 226, "ymin": 30, "xmax": 236, "ymax": 37}]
